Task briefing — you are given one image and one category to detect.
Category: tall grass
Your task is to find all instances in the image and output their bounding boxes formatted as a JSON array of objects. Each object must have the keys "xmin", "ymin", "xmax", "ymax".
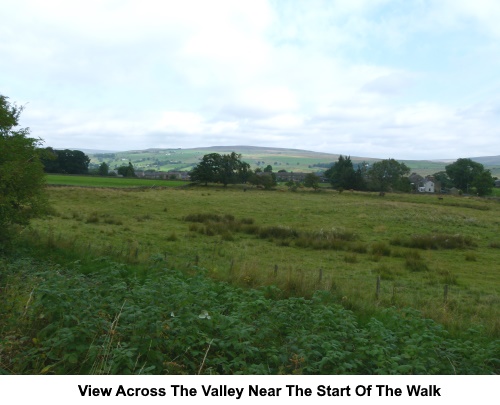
[{"xmin": 23, "ymin": 185, "xmax": 500, "ymax": 338}]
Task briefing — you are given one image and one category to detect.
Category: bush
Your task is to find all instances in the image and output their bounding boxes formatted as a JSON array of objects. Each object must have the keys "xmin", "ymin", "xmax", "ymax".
[
  {"xmin": 1, "ymin": 256, "xmax": 498, "ymax": 374},
  {"xmin": 0, "ymin": 95, "xmax": 48, "ymax": 246}
]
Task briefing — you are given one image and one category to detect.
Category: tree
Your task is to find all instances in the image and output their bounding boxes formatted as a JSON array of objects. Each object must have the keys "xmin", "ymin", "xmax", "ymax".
[
  {"xmin": 367, "ymin": 159, "xmax": 410, "ymax": 192},
  {"xmin": 117, "ymin": 162, "xmax": 136, "ymax": 177},
  {"xmin": 248, "ymin": 172, "xmax": 276, "ymax": 189},
  {"xmin": 190, "ymin": 152, "xmax": 250, "ymax": 186},
  {"xmin": 445, "ymin": 158, "xmax": 493, "ymax": 195},
  {"xmin": 98, "ymin": 162, "xmax": 109, "ymax": 176},
  {"xmin": 219, "ymin": 152, "xmax": 243, "ymax": 187},
  {"xmin": 324, "ymin": 155, "xmax": 365, "ymax": 190},
  {"xmin": 432, "ymin": 171, "xmax": 454, "ymax": 190},
  {"xmin": 303, "ymin": 173, "xmax": 320, "ymax": 190},
  {"xmin": 471, "ymin": 169, "xmax": 494, "ymax": 196},
  {"xmin": 0, "ymin": 95, "xmax": 48, "ymax": 244},
  {"xmin": 41, "ymin": 147, "xmax": 90, "ymax": 174},
  {"xmin": 189, "ymin": 153, "xmax": 222, "ymax": 185}
]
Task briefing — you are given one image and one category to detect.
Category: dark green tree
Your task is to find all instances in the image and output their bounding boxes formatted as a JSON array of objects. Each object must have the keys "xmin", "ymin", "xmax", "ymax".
[
  {"xmin": 324, "ymin": 155, "xmax": 365, "ymax": 190},
  {"xmin": 432, "ymin": 171, "xmax": 454, "ymax": 189},
  {"xmin": 471, "ymin": 169, "xmax": 494, "ymax": 196},
  {"xmin": 304, "ymin": 173, "xmax": 320, "ymax": 190},
  {"xmin": 219, "ymin": 152, "xmax": 243, "ymax": 187},
  {"xmin": 98, "ymin": 162, "xmax": 109, "ymax": 176},
  {"xmin": 117, "ymin": 162, "xmax": 136, "ymax": 177},
  {"xmin": 248, "ymin": 172, "xmax": 276, "ymax": 189},
  {"xmin": 189, "ymin": 153, "xmax": 222, "ymax": 185},
  {"xmin": 445, "ymin": 158, "xmax": 493, "ymax": 195},
  {"xmin": 0, "ymin": 95, "xmax": 48, "ymax": 244},
  {"xmin": 190, "ymin": 152, "xmax": 250, "ymax": 186},
  {"xmin": 41, "ymin": 148, "xmax": 90, "ymax": 174},
  {"xmin": 368, "ymin": 159, "xmax": 410, "ymax": 192}
]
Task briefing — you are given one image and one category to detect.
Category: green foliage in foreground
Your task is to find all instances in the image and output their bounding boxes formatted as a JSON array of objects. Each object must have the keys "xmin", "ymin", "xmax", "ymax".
[{"xmin": 1, "ymin": 255, "xmax": 498, "ymax": 375}]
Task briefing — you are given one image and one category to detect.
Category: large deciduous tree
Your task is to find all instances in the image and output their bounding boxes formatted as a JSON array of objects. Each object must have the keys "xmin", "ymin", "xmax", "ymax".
[
  {"xmin": 445, "ymin": 158, "xmax": 493, "ymax": 196},
  {"xmin": 189, "ymin": 153, "xmax": 222, "ymax": 185},
  {"xmin": 190, "ymin": 152, "xmax": 250, "ymax": 186},
  {"xmin": 303, "ymin": 173, "xmax": 320, "ymax": 190},
  {"xmin": 41, "ymin": 147, "xmax": 90, "ymax": 174},
  {"xmin": 368, "ymin": 159, "xmax": 410, "ymax": 192},
  {"xmin": 0, "ymin": 95, "xmax": 48, "ymax": 244}
]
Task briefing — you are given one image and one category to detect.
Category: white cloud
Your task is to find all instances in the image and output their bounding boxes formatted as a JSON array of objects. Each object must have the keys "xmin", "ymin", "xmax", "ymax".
[{"xmin": 2, "ymin": 0, "xmax": 499, "ymax": 159}]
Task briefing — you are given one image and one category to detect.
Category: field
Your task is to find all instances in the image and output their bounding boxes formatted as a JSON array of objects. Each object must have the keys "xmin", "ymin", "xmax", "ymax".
[
  {"xmin": 88, "ymin": 146, "xmax": 500, "ymax": 177},
  {"xmin": 25, "ymin": 184, "xmax": 499, "ymax": 337},
  {"xmin": 45, "ymin": 174, "xmax": 187, "ymax": 188},
  {"xmin": 2, "ymin": 181, "xmax": 499, "ymax": 374}
]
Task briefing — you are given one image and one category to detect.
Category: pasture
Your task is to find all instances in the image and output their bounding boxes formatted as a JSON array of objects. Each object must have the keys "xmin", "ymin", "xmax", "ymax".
[
  {"xmin": 28, "ymin": 184, "xmax": 500, "ymax": 337},
  {"xmin": 45, "ymin": 174, "xmax": 187, "ymax": 188}
]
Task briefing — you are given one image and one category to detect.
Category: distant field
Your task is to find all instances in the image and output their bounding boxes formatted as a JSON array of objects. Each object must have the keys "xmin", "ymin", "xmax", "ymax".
[
  {"xmin": 45, "ymin": 174, "xmax": 188, "ymax": 188},
  {"xmin": 88, "ymin": 146, "xmax": 500, "ymax": 177},
  {"xmin": 29, "ymin": 184, "xmax": 500, "ymax": 337}
]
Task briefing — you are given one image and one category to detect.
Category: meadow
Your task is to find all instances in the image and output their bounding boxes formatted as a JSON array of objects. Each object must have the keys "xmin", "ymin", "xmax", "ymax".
[
  {"xmin": 26, "ymin": 183, "xmax": 500, "ymax": 336},
  {"xmin": 45, "ymin": 174, "xmax": 186, "ymax": 188},
  {"xmin": 2, "ymin": 181, "xmax": 499, "ymax": 374}
]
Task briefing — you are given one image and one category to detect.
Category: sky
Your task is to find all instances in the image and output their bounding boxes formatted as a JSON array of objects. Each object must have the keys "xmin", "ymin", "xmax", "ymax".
[{"xmin": 2, "ymin": 0, "xmax": 500, "ymax": 160}]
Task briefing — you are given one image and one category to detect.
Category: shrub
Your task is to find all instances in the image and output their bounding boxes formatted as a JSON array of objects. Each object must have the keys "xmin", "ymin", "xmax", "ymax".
[{"xmin": 402, "ymin": 234, "xmax": 477, "ymax": 250}]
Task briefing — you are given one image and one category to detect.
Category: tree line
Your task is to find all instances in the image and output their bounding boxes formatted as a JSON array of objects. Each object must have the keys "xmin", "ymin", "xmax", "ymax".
[
  {"xmin": 39, "ymin": 147, "xmax": 137, "ymax": 177},
  {"xmin": 190, "ymin": 152, "xmax": 496, "ymax": 196}
]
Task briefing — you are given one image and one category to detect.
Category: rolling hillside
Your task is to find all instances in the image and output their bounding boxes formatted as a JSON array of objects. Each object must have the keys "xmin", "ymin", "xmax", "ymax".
[{"xmin": 87, "ymin": 146, "xmax": 500, "ymax": 177}]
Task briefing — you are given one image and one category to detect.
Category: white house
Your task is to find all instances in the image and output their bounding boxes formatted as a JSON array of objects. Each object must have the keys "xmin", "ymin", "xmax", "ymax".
[{"xmin": 419, "ymin": 180, "xmax": 435, "ymax": 193}]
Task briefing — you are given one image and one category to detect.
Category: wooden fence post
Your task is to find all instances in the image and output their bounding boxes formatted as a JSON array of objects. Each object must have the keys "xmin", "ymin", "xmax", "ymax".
[
  {"xmin": 274, "ymin": 264, "xmax": 278, "ymax": 277},
  {"xmin": 318, "ymin": 268, "xmax": 323, "ymax": 283},
  {"xmin": 444, "ymin": 284, "xmax": 448, "ymax": 304}
]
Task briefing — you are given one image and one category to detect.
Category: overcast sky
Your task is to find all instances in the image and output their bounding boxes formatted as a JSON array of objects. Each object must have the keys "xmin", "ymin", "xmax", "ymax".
[{"xmin": 2, "ymin": 0, "xmax": 500, "ymax": 159}]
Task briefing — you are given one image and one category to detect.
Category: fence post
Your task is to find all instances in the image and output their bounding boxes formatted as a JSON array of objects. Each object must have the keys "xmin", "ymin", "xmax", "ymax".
[
  {"xmin": 444, "ymin": 284, "xmax": 448, "ymax": 304},
  {"xmin": 318, "ymin": 268, "xmax": 323, "ymax": 283},
  {"xmin": 274, "ymin": 264, "xmax": 278, "ymax": 277}
]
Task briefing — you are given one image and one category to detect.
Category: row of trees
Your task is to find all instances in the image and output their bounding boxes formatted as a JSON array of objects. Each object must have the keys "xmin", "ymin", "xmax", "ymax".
[
  {"xmin": 323, "ymin": 155, "xmax": 411, "ymax": 192},
  {"xmin": 190, "ymin": 152, "xmax": 251, "ymax": 186},
  {"xmin": 40, "ymin": 147, "xmax": 138, "ymax": 178},
  {"xmin": 41, "ymin": 147, "xmax": 90, "ymax": 174},
  {"xmin": 323, "ymin": 155, "xmax": 495, "ymax": 196}
]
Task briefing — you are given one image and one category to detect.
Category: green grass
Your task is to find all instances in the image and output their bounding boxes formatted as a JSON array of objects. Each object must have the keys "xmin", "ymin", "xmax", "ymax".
[
  {"xmin": 45, "ymin": 174, "xmax": 188, "ymax": 188},
  {"xmin": 2, "ymin": 255, "xmax": 497, "ymax": 374},
  {"xmin": 24, "ymin": 185, "xmax": 500, "ymax": 337}
]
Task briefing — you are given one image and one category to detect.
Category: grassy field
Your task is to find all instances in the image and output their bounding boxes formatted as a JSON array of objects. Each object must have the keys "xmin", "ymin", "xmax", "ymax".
[
  {"xmin": 45, "ymin": 174, "xmax": 188, "ymax": 188},
  {"xmin": 27, "ymin": 184, "xmax": 500, "ymax": 338}
]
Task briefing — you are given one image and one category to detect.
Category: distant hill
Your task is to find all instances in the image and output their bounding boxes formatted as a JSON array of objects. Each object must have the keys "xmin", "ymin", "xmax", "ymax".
[{"xmin": 86, "ymin": 146, "xmax": 500, "ymax": 177}]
